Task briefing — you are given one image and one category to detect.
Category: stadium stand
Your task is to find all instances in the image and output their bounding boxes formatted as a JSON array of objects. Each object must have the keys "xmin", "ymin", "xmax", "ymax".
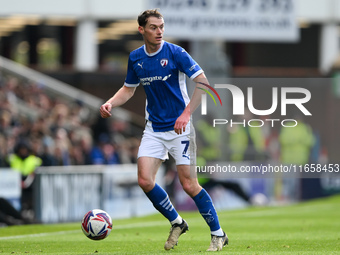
[{"xmin": 0, "ymin": 56, "xmax": 144, "ymax": 167}]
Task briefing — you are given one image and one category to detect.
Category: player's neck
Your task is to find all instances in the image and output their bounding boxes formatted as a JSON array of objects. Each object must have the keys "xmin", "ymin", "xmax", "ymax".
[{"xmin": 145, "ymin": 43, "xmax": 161, "ymax": 54}]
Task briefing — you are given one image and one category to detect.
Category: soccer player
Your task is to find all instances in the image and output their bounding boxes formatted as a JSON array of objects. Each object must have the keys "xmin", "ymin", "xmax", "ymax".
[{"xmin": 100, "ymin": 9, "xmax": 228, "ymax": 251}]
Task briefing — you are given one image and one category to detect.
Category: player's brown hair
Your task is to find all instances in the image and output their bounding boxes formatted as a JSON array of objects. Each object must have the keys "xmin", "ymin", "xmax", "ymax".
[{"xmin": 138, "ymin": 9, "xmax": 163, "ymax": 27}]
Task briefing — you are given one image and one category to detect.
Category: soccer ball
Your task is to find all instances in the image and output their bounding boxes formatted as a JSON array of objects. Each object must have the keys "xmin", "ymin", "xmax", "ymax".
[{"xmin": 81, "ymin": 209, "xmax": 113, "ymax": 240}]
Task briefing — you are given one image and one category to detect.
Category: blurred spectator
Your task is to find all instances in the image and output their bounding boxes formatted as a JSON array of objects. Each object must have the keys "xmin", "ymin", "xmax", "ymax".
[
  {"xmin": 195, "ymin": 117, "xmax": 252, "ymax": 205},
  {"xmin": 310, "ymin": 130, "xmax": 321, "ymax": 163},
  {"xmin": 69, "ymin": 142, "xmax": 87, "ymax": 165},
  {"xmin": 0, "ymin": 110, "xmax": 13, "ymax": 137},
  {"xmin": 69, "ymin": 129, "xmax": 94, "ymax": 165},
  {"xmin": 110, "ymin": 119, "xmax": 132, "ymax": 144},
  {"xmin": 91, "ymin": 115, "xmax": 111, "ymax": 143},
  {"xmin": 119, "ymin": 137, "xmax": 140, "ymax": 164},
  {"xmin": 70, "ymin": 100, "xmax": 91, "ymax": 126},
  {"xmin": 2, "ymin": 77, "xmax": 19, "ymax": 109},
  {"xmin": 279, "ymin": 115, "xmax": 315, "ymax": 165},
  {"xmin": 50, "ymin": 103, "xmax": 70, "ymax": 133},
  {"xmin": 91, "ymin": 134, "xmax": 120, "ymax": 165},
  {"xmin": 53, "ymin": 128, "xmax": 71, "ymax": 165},
  {"xmin": 40, "ymin": 142, "xmax": 58, "ymax": 166},
  {"xmin": 195, "ymin": 117, "xmax": 221, "ymax": 166},
  {"xmin": 261, "ymin": 115, "xmax": 280, "ymax": 161},
  {"xmin": 7, "ymin": 140, "xmax": 42, "ymax": 215},
  {"xmin": 0, "ymin": 134, "xmax": 9, "ymax": 167},
  {"xmin": 228, "ymin": 111, "xmax": 266, "ymax": 161}
]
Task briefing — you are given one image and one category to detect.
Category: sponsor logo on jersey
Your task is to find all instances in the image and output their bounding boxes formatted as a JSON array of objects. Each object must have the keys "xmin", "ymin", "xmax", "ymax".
[
  {"xmin": 140, "ymin": 74, "xmax": 171, "ymax": 85},
  {"xmin": 162, "ymin": 74, "xmax": 171, "ymax": 81}
]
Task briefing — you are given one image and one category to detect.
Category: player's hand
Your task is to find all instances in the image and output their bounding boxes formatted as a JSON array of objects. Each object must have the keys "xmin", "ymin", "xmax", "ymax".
[
  {"xmin": 100, "ymin": 103, "xmax": 112, "ymax": 118},
  {"xmin": 174, "ymin": 110, "xmax": 190, "ymax": 135}
]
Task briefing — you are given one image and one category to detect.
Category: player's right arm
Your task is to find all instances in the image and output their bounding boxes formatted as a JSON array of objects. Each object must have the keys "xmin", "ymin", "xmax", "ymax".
[{"xmin": 100, "ymin": 85, "xmax": 136, "ymax": 118}]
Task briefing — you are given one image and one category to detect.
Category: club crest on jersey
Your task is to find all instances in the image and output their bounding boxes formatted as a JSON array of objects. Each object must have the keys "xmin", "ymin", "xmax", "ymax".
[{"xmin": 160, "ymin": 58, "xmax": 168, "ymax": 68}]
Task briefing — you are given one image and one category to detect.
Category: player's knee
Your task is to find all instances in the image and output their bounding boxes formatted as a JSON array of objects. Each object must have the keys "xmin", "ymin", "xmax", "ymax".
[
  {"xmin": 138, "ymin": 176, "xmax": 154, "ymax": 192},
  {"xmin": 182, "ymin": 181, "xmax": 201, "ymax": 197}
]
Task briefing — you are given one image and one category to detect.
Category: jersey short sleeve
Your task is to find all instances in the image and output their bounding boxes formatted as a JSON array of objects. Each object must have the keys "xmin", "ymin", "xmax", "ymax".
[
  {"xmin": 174, "ymin": 47, "xmax": 203, "ymax": 80},
  {"xmin": 124, "ymin": 55, "xmax": 140, "ymax": 87}
]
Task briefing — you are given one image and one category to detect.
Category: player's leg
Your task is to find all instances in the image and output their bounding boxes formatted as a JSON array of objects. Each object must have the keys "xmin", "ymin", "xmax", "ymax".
[
  {"xmin": 137, "ymin": 125, "xmax": 186, "ymax": 249},
  {"xmin": 137, "ymin": 157, "xmax": 181, "ymax": 223},
  {"xmin": 137, "ymin": 156, "xmax": 162, "ymax": 193},
  {"xmin": 137, "ymin": 156, "xmax": 186, "ymax": 250},
  {"xmin": 177, "ymin": 165, "xmax": 222, "ymax": 232},
  {"xmin": 137, "ymin": 124, "xmax": 182, "ymax": 223},
  {"xmin": 177, "ymin": 165, "xmax": 228, "ymax": 251},
  {"xmin": 170, "ymin": 125, "xmax": 228, "ymax": 251},
  {"xmin": 169, "ymin": 130, "xmax": 224, "ymax": 236},
  {"xmin": 138, "ymin": 156, "xmax": 180, "ymax": 223}
]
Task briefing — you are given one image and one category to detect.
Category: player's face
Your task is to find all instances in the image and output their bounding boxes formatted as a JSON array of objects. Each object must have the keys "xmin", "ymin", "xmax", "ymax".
[{"xmin": 139, "ymin": 16, "xmax": 164, "ymax": 50}]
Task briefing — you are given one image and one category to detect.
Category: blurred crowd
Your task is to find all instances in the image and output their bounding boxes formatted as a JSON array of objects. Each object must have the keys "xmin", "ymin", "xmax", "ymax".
[
  {"xmin": 0, "ymin": 71, "xmax": 141, "ymax": 169},
  {"xmin": 0, "ymin": 71, "xmax": 143, "ymax": 225}
]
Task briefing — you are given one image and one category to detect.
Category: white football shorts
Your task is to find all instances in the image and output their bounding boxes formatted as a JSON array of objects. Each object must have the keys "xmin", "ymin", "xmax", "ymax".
[{"xmin": 137, "ymin": 121, "xmax": 196, "ymax": 165}]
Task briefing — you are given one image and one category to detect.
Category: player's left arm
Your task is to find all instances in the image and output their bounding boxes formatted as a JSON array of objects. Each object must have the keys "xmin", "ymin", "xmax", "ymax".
[{"xmin": 174, "ymin": 73, "xmax": 208, "ymax": 135}]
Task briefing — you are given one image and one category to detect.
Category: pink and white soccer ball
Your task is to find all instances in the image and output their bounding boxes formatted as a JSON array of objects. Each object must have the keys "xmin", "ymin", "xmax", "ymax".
[{"xmin": 81, "ymin": 209, "xmax": 113, "ymax": 240}]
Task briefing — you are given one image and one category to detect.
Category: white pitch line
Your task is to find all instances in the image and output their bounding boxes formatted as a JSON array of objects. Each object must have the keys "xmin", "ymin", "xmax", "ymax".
[
  {"xmin": 0, "ymin": 220, "xmax": 168, "ymax": 241},
  {"xmin": 0, "ymin": 230, "xmax": 78, "ymax": 240}
]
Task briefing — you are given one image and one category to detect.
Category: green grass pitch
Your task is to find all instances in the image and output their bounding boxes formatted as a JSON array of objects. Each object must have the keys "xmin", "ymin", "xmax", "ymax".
[{"xmin": 0, "ymin": 195, "xmax": 339, "ymax": 255}]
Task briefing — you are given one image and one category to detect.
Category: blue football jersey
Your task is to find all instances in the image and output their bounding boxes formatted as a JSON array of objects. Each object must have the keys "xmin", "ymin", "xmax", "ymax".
[{"xmin": 124, "ymin": 41, "xmax": 203, "ymax": 132}]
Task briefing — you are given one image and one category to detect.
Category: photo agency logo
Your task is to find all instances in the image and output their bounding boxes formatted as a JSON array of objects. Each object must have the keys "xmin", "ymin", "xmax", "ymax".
[
  {"xmin": 201, "ymin": 83, "xmax": 312, "ymax": 128},
  {"xmin": 197, "ymin": 82, "xmax": 223, "ymax": 107}
]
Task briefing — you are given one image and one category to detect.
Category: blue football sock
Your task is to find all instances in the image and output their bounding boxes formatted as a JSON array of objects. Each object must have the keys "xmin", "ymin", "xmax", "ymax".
[
  {"xmin": 145, "ymin": 183, "xmax": 179, "ymax": 222},
  {"xmin": 193, "ymin": 188, "xmax": 221, "ymax": 232}
]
